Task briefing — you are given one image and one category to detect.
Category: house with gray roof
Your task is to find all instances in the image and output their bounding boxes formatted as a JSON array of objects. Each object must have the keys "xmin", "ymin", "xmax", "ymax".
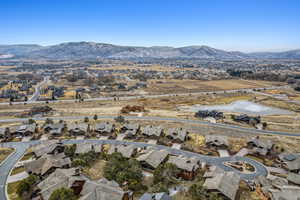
[
  {"xmin": 166, "ymin": 128, "xmax": 188, "ymax": 143},
  {"xmin": 203, "ymin": 168, "xmax": 241, "ymax": 200},
  {"xmin": 75, "ymin": 143, "xmax": 103, "ymax": 154},
  {"xmin": 12, "ymin": 123, "xmax": 37, "ymax": 136},
  {"xmin": 94, "ymin": 122, "xmax": 115, "ymax": 136},
  {"xmin": 107, "ymin": 144, "xmax": 137, "ymax": 158},
  {"xmin": 24, "ymin": 153, "xmax": 71, "ymax": 177},
  {"xmin": 120, "ymin": 123, "xmax": 140, "ymax": 138},
  {"xmin": 247, "ymin": 137, "xmax": 274, "ymax": 156},
  {"xmin": 43, "ymin": 122, "xmax": 66, "ymax": 136},
  {"xmin": 36, "ymin": 168, "xmax": 85, "ymax": 200},
  {"xmin": 167, "ymin": 156, "xmax": 200, "ymax": 180},
  {"xmin": 278, "ymin": 153, "xmax": 300, "ymax": 173},
  {"xmin": 141, "ymin": 125, "xmax": 163, "ymax": 138},
  {"xmin": 268, "ymin": 185, "xmax": 300, "ymax": 200},
  {"xmin": 68, "ymin": 123, "xmax": 90, "ymax": 136},
  {"xmin": 205, "ymin": 135, "xmax": 229, "ymax": 149},
  {"xmin": 287, "ymin": 172, "xmax": 300, "ymax": 186},
  {"xmin": 139, "ymin": 192, "xmax": 172, "ymax": 200},
  {"xmin": 137, "ymin": 149, "xmax": 169, "ymax": 170},
  {"xmin": 79, "ymin": 178, "xmax": 133, "ymax": 200},
  {"xmin": 32, "ymin": 141, "xmax": 65, "ymax": 158}
]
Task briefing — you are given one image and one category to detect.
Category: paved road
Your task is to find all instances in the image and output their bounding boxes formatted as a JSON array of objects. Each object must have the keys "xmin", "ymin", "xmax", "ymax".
[
  {"xmin": 28, "ymin": 76, "xmax": 49, "ymax": 102},
  {"xmin": 0, "ymin": 85, "xmax": 288, "ymax": 106},
  {"xmin": 0, "ymin": 115, "xmax": 299, "ymax": 137},
  {"xmin": 0, "ymin": 139, "xmax": 268, "ymax": 200}
]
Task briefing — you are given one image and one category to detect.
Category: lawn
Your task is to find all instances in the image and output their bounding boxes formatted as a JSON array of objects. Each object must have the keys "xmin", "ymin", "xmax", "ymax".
[
  {"xmin": 82, "ymin": 160, "xmax": 107, "ymax": 180},
  {"xmin": 0, "ymin": 148, "xmax": 14, "ymax": 163},
  {"xmin": 11, "ymin": 166, "xmax": 25, "ymax": 176},
  {"xmin": 7, "ymin": 181, "xmax": 22, "ymax": 200}
]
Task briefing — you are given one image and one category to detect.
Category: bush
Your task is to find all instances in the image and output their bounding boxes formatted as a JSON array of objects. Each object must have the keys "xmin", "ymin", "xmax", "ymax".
[
  {"xmin": 64, "ymin": 144, "xmax": 76, "ymax": 158},
  {"xmin": 114, "ymin": 115, "xmax": 125, "ymax": 124},
  {"xmin": 28, "ymin": 119, "xmax": 36, "ymax": 124},
  {"xmin": 49, "ymin": 187, "xmax": 76, "ymax": 200}
]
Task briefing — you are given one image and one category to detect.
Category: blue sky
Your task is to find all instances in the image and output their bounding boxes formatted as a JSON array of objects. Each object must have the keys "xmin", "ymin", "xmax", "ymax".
[{"xmin": 0, "ymin": 0, "xmax": 299, "ymax": 52}]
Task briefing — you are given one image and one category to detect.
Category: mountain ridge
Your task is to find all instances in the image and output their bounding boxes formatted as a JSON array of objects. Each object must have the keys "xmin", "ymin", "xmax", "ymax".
[{"xmin": 0, "ymin": 42, "xmax": 299, "ymax": 60}]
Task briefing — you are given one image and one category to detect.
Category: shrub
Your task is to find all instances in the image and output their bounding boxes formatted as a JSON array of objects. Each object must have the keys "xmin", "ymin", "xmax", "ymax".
[{"xmin": 49, "ymin": 187, "xmax": 76, "ymax": 200}]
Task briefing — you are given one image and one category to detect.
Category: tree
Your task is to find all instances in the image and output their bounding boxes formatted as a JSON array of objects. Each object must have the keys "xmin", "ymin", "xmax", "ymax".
[
  {"xmin": 49, "ymin": 188, "xmax": 76, "ymax": 200},
  {"xmin": 45, "ymin": 118, "xmax": 54, "ymax": 125},
  {"xmin": 188, "ymin": 183, "xmax": 223, "ymax": 200},
  {"xmin": 153, "ymin": 163, "xmax": 180, "ymax": 187},
  {"xmin": 103, "ymin": 153, "xmax": 145, "ymax": 191},
  {"xmin": 84, "ymin": 117, "xmax": 89, "ymax": 123},
  {"xmin": 28, "ymin": 119, "xmax": 36, "ymax": 124},
  {"xmin": 16, "ymin": 175, "xmax": 38, "ymax": 198},
  {"xmin": 93, "ymin": 114, "xmax": 98, "ymax": 121}
]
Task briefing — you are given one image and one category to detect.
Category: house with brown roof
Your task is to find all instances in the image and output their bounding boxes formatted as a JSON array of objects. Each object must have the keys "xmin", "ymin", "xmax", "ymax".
[{"xmin": 167, "ymin": 155, "xmax": 200, "ymax": 180}]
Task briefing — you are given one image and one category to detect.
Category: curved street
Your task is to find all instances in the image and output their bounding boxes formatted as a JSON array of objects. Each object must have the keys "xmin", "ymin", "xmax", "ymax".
[{"xmin": 0, "ymin": 139, "xmax": 268, "ymax": 200}]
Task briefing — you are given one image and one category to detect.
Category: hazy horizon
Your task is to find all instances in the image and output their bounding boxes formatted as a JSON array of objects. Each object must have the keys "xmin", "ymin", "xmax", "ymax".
[{"xmin": 1, "ymin": 0, "xmax": 300, "ymax": 52}]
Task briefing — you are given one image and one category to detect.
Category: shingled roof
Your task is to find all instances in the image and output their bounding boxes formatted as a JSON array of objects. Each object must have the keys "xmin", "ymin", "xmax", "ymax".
[
  {"xmin": 24, "ymin": 153, "xmax": 71, "ymax": 176},
  {"xmin": 94, "ymin": 122, "xmax": 115, "ymax": 134},
  {"xmin": 167, "ymin": 155, "xmax": 200, "ymax": 172},
  {"xmin": 68, "ymin": 123, "xmax": 89, "ymax": 135},
  {"xmin": 139, "ymin": 192, "xmax": 172, "ymax": 200},
  {"xmin": 205, "ymin": 135, "xmax": 229, "ymax": 148},
  {"xmin": 37, "ymin": 168, "xmax": 84, "ymax": 200},
  {"xmin": 166, "ymin": 127, "xmax": 188, "ymax": 142},
  {"xmin": 32, "ymin": 141, "xmax": 64, "ymax": 158},
  {"xmin": 137, "ymin": 149, "xmax": 169, "ymax": 169},
  {"xmin": 278, "ymin": 153, "xmax": 300, "ymax": 171},
  {"xmin": 141, "ymin": 125, "xmax": 163, "ymax": 137},
  {"xmin": 79, "ymin": 178, "xmax": 132, "ymax": 200},
  {"xmin": 203, "ymin": 168, "xmax": 240, "ymax": 200},
  {"xmin": 107, "ymin": 144, "xmax": 137, "ymax": 158},
  {"xmin": 75, "ymin": 143, "xmax": 103, "ymax": 154}
]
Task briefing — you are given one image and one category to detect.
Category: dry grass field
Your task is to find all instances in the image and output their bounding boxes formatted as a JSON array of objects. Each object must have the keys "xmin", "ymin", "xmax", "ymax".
[
  {"xmin": 0, "ymin": 147, "xmax": 14, "ymax": 163},
  {"xmin": 145, "ymin": 79, "xmax": 284, "ymax": 94}
]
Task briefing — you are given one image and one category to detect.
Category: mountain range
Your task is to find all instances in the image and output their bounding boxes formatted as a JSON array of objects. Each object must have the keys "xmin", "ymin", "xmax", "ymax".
[{"xmin": 0, "ymin": 42, "xmax": 299, "ymax": 60}]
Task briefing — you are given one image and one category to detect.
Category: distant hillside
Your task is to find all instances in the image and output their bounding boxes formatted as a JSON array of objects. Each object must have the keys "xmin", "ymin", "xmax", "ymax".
[
  {"xmin": 250, "ymin": 49, "xmax": 300, "ymax": 59},
  {"xmin": 0, "ymin": 42, "xmax": 299, "ymax": 60}
]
